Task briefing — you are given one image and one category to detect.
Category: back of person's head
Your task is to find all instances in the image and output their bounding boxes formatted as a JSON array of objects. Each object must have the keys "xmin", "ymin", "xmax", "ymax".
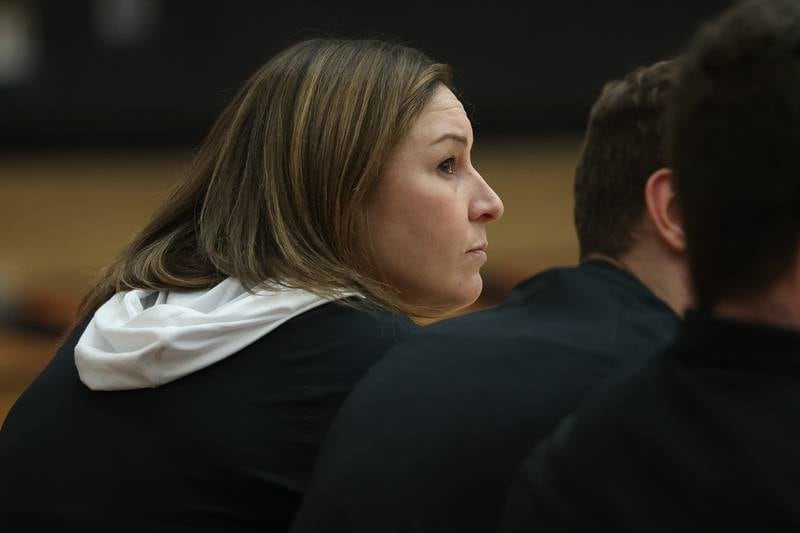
[
  {"xmin": 574, "ymin": 59, "xmax": 678, "ymax": 260},
  {"xmin": 79, "ymin": 38, "xmax": 452, "ymax": 320},
  {"xmin": 668, "ymin": 0, "xmax": 800, "ymax": 309}
]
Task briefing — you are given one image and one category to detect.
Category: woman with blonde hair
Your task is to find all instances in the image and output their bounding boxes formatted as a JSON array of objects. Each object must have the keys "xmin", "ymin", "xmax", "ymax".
[{"xmin": 0, "ymin": 38, "xmax": 503, "ymax": 531}]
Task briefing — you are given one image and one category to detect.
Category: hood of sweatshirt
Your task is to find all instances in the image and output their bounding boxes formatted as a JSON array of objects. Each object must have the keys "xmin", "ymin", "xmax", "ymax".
[{"xmin": 74, "ymin": 278, "xmax": 341, "ymax": 391}]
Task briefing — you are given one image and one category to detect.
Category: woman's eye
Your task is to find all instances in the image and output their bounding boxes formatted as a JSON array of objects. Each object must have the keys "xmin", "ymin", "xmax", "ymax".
[{"xmin": 438, "ymin": 157, "xmax": 456, "ymax": 175}]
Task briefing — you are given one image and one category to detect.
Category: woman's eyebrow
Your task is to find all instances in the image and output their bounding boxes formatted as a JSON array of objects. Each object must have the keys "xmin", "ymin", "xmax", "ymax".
[{"xmin": 428, "ymin": 133, "xmax": 468, "ymax": 147}]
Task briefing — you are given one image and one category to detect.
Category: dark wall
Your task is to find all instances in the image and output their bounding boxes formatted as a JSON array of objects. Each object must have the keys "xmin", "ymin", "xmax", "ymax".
[{"xmin": 2, "ymin": 0, "xmax": 733, "ymax": 150}]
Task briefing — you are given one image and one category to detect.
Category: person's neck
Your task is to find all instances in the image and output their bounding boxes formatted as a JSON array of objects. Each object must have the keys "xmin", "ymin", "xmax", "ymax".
[
  {"xmin": 714, "ymin": 274, "xmax": 800, "ymax": 332},
  {"xmin": 584, "ymin": 247, "xmax": 690, "ymax": 316}
]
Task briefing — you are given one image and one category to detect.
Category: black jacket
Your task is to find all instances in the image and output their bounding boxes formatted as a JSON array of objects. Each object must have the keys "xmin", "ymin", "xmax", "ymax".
[
  {"xmin": 290, "ymin": 260, "xmax": 680, "ymax": 533},
  {"xmin": 499, "ymin": 311, "xmax": 800, "ymax": 533},
  {"xmin": 0, "ymin": 302, "xmax": 415, "ymax": 532}
]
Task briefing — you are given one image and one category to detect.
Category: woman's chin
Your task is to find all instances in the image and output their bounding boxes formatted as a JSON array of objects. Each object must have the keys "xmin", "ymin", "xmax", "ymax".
[{"xmin": 430, "ymin": 276, "xmax": 484, "ymax": 317}]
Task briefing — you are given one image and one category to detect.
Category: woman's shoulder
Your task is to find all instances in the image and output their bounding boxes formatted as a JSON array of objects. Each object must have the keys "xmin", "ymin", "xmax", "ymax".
[
  {"xmin": 240, "ymin": 301, "xmax": 418, "ymax": 396},
  {"xmin": 273, "ymin": 300, "xmax": 419, "ymax": 351}
]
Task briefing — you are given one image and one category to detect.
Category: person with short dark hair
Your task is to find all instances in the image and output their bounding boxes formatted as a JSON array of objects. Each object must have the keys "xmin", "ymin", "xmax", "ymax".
[
  {"xmin": 289, "ymin": 59, "xmax": 688, "ymax": 533},
  {"xmin": 499, "ymin": 1, "xmax": 800, "ymax": 530}
]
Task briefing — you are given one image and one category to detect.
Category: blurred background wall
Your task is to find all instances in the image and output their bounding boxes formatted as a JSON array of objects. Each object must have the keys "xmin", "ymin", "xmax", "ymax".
[{"xmin": 0, "ymin": 0, "xmax": 731, "ymax": 421}]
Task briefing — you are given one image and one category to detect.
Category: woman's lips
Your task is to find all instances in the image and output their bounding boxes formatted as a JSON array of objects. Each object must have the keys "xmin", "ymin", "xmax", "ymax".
[{"xmin": 467, "ymin": 243, "xmax": 488, "ymax": 261}]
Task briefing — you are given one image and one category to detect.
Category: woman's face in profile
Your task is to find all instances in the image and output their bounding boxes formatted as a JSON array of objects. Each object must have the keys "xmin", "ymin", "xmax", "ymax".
[{"xmin": 369, "ymin": 85, "xmax": 504, "ymax": 314}]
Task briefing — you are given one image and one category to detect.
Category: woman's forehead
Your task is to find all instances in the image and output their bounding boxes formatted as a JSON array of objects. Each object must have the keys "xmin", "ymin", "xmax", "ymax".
[{"xmin": 408, "ymin": 87, "xmax": 472, "ymax": 144}]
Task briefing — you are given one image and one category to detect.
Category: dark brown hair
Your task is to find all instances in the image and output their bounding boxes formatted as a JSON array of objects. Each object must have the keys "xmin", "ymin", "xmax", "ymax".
[
  {"xmin": 574, "ymin": 60, "xmax": 678, "ymax": 260},
  {"xmin": 667, "ymin": 0, "xmax": 800, "ymax": 308}
]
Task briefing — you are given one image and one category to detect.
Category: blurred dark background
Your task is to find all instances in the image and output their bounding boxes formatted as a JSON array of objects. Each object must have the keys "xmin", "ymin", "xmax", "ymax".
[{"xmin": 2, "ymin": 0, "xmax": 731, "ymax": 150}]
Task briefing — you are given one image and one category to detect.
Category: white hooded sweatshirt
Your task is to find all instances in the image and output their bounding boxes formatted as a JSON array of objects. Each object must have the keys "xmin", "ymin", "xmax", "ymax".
[{"xmin": 74, "ymin": 278, "xmax": 340, "ymax": 391}]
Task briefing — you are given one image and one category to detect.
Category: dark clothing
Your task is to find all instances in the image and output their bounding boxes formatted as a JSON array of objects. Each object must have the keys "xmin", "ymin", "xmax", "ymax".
[
  {"xmin": 499, "ymin": 311, "xmax": 800, "ymax": 532},
  {"xmin": 290, "ymin": 261, "xmax": 679, "ymax": 533},
  {"xmin": 0, "ymin": 302, "xmax": 415, "ymax": 532}
]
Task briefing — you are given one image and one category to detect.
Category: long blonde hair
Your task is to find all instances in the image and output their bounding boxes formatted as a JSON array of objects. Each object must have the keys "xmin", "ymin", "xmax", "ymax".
[{"xmin": 77, "ymin": 39, "xmax": 453, "ymax": 323}]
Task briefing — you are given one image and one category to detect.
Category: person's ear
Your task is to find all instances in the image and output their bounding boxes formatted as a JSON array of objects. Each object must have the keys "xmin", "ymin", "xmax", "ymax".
[{"xmin": 644, "ymin": 168, "xmax": 685, "ymax": 253}]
